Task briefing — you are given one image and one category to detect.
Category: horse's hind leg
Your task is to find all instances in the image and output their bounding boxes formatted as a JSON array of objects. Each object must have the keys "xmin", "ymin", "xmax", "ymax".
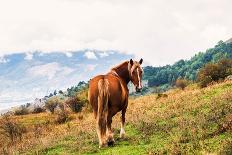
[
  {"xmin": 107, "ymin": 116, "xmax": 115, "ymax": 146},
  {"xmin": 120, "ymin": 109, "xmax": 126, "ymax": 138},
  {"xmin": 96, "ymin": 120, "xmax": 107, "ymax": 148}
]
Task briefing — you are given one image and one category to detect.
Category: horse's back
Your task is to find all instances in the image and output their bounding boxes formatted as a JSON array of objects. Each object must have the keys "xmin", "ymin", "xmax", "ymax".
[{"xmin": 89, "ymin": 74, "xmax": 128, "ymax": 118}]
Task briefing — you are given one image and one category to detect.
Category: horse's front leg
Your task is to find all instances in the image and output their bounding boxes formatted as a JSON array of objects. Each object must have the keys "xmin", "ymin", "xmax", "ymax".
[
  {"xmin": 107, "ymin": 116, "xmax": 115, "ymax": 146},
  {"xmin": 120, "ymin": 109, "xmax": 126, "ymax": 138}
]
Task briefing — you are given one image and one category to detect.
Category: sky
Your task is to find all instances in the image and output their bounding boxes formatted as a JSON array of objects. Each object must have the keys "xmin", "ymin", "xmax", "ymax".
[{"xmin": 0, "ymin": 0, "xmax": 231, "ymax": 66}]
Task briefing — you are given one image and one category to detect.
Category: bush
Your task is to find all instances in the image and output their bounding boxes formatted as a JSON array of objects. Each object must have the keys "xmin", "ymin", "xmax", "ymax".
[
  {"xmin": 0, "ymin": 116, "xmax": 26, "ymax": 142},
  {"xmin": 175, "ymin": 78, "xmax": 189, "ymax": 90},
  {"xmin": 65, "ymin": 97, "xmax": 85, "ymax": 113},
  {"xmin": 32, "ymin": 106, "xmax": 46, "ymax": 114},
  {"xmin": 218, "ymin": 58, "xmax": 232, "ymax": 78},
  {"xmin": 156, "ymin": 93, "xmax": 168, "ymax": 99},
  {"xmin": 45, "ymin": 96, "xmax": 62, "ymax": 114},
  {"xmin": 77, "ymin": 87, "xmax": 90, "ymax": 108},
  {"xmin": 197, "ymin": 59, "xmax": 232, "ymax": 87},
  {"xmin": 55, "ymin": 111, "xmax": 71, "ymax": 124},
  {"xmin": 14, "ymin": 105, "xmax": 29, "ymax": 115}
]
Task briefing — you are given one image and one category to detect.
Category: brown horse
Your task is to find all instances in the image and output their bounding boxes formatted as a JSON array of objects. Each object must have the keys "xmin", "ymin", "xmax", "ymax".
[{"xmin": 88, "ymin": 58, "xmax": 143, "ymax": 148}]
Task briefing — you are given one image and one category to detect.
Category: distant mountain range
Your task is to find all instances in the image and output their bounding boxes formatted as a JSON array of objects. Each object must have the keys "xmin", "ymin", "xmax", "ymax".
[
  {"xmin": 226, "ymin": 38, "xmax": 232, "ymax": 44},
  {"xmin": 0, "ymin": 50, "xmax": 133, "ymax": 110}
]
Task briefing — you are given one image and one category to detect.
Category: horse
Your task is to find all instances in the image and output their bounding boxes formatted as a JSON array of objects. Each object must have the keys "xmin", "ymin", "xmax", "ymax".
[{"xmin": 88, "ymin": 58, "xmax": 143, "ymax": 148}]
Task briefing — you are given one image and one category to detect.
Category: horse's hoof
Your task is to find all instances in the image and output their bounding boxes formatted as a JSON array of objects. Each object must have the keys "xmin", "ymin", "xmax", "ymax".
[
  {"xmin": 99, "ymin": 143, "xmax": 108, "ymax": 148},
  {"xmin": 120, "ymin": 133, "xmax": 125, "ymax": 139},
  {"xmin": 120, "ymin": 129, "xmax": 126, "ymax": 139},
  {"xmin": 107, "ymin": 140, "xmax": 115, "ymax": 146}
]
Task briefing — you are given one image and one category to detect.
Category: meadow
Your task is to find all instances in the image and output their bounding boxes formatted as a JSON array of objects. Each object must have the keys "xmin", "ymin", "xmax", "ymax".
[{"xmin": 1, "ymin": 80, "xmax": 232, "ymax": 154}]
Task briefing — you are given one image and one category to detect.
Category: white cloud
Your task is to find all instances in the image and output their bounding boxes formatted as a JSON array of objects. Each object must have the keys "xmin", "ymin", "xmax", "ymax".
[
  {"xmin": 0, "ymin": 56, "xmax": 9, "ymax": 64},
  {"xmin": 0, "ymin": 0, "xmax": 231, "ymax": 65},
  {"xmin": 99, "ymin": 52, "xmax": 109, "ymax": 58},
  {"xmin": 0, "ymin": 90, "xmax": 33, "ymax": 109},
  {"xmin": 24, "ymin": 52, "xmax": 33, "ymax": 60},
  {"xmin": 65, "ymin": 52, "xmax": 73, "ymax": 57},
  {"xmin": 85, "ymin": 64, "xmax": 98, "ymax": 71},
  {"xmin": 27, "ymin": 62, "xmax": 74, "ymax": 80},
  {"xmin": 84, "ymin": 51, "xmax": 97, "ymax": 59}
]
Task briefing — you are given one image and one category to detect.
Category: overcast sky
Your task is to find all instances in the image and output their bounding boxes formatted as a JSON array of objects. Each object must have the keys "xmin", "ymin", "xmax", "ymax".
[{"xmin": 0, "ymin": 0, "xmax": 231, "ymax": 66}]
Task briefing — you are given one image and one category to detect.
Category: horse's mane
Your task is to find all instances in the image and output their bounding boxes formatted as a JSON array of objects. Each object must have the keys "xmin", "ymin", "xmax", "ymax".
[{"xmin": 111, "ymin": 61, "xmax": 129, "ymax": 71}]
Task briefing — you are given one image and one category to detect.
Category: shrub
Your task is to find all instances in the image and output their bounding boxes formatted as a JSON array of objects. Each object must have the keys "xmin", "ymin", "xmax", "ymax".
[
  {"xmin": 0, "ymin": 116, "xmax": 26, "ymax": 142},
  {"xmin": 76, "ymin": 87, "xmax": 89, "ymax": 107},
  {"xmin": 197, "ymin": 63, "xmax": 216, "ymax": 87},
  {"xmin": 32, "ymin": 106, "xmax": 46, "ymax": 114},
  {"xmin": 156, "ymin": 93, "xmax": 168, "ymax": 99},
  {"xmin": 45, "ymin": 96, "xmax": 61, "ymax": 114},
  {"xmin": 55, "ymin": 111, "xmax": 71, "ymax": 124},
  {"xmin": 65, "ymin": 97, "xmax": 85, "ymax": 113},
  {"xmin": 218, "ymin": 58, "xmax": 232, "ymax": 78},
  {"xmin": 14, "ymin": 105, "xmax": 29, "ymax": 115},
  {"xmin": 197, "ymin": 59, "xmax": 232, "ymax": 87},
  {"xmin": 175, "ymin": 78, "xmax": 189, "ymax": 90}
]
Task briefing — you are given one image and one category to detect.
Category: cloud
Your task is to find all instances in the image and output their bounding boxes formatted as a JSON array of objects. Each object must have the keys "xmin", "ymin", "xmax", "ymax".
[
  {"xmin": 65, "ymin": 52, "xmax": 73, "ymax": 57},
  {"xmin": 0, "ymin": 90, "xmax": 34, "ymax": 109},
  {"xmin": 0, "ymin": 87, "xmax": 48, "ymax": 109},
  {"xmin": 98, "ymin": 52, "xmax": 109, "ymax": 58},
  {"xmin": 27, "ymin": 62, "xmax": 74, "ymax": 80},
  {"xmin": 84, "ymin": 51, "xmax": 98, "ymax": 59},
  {"xmin": 24, "ymin": 52, "xmax": 33, "ymax": 60},
  {"xmin": 0, "ymin": 0, "xmax": 231, "ymax": 65},
  {"xmin": 0, "ymin": 56, "xmax": 9, "ymax": 64},
  {"xmin": 85, "ymin": 64, "xmax": 98, "ymax": 71}
]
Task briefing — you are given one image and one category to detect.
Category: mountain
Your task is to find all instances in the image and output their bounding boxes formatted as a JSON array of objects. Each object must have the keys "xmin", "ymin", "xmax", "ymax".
[
  {"xmin": 0, "ymin": 50, "xmax": 133, "ymax": 110},
  {"xmin": 143, "ymin": 40, "xmax": 232, "ymax": 87},
  {"xmin": 226, "ymin": 38, "xmax": 232, "ymax": 44}
]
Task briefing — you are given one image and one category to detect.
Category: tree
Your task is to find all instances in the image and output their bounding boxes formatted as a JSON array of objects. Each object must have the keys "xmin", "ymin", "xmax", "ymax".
[
  {"xmin": 49, "ymin": 93, "xmax": 53, "ymax": 98},
  {"xmin": 58, "ymin": 90, "xmax": 63, "ymax": 94},
  {"xmin": 54, "ymin": 90, "xmax": 57, "ymax": 96}
]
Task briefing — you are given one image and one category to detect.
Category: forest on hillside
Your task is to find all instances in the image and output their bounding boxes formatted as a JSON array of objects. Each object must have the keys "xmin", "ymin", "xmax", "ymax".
[{"xmin": 143, "ymin": 41, "xmax": 232, "ymax": 87}]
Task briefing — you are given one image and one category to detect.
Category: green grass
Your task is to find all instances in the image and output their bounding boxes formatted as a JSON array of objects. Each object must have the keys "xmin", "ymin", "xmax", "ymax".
[{"xmin": 38, "ymin": 124, "xmax": 148, "ymax": 155}]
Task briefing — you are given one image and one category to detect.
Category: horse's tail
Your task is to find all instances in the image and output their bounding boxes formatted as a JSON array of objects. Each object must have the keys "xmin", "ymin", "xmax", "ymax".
[{"xmin": 97, "ymin": 78, "xmax": 109, "ymax": 144}]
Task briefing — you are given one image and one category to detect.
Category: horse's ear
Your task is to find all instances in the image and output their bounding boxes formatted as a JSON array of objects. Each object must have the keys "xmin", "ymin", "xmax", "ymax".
[
  {"xmin": 139, "ymin": 58, "xmax": 143, "ymax": 64},
  {"xmin": 130, "ymin": 59, "xmax": 133, "ymax": 65}
]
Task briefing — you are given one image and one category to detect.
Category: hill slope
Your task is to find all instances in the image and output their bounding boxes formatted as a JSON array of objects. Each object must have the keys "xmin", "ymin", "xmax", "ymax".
[
  {"xmin": 226, "ymin": 38, "xmax": 232, "ymax": 44},
  {"xmin": 1, "ymin": 81, "xmax": 232, "ymax": 154},
  {"xmin": 144, "ymin": 41, "xmax": 232, "ymax": 87}
]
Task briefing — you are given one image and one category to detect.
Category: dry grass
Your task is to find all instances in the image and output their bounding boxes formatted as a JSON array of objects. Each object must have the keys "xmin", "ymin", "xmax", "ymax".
[{"xmin": 1, "ymin": 81, "xmax": 232, "ymax": 154}]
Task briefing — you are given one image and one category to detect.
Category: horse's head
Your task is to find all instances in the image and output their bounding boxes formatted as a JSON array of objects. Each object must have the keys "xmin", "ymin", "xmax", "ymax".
[{"xmin": 128, "ymin": 58, "xmax": 143, "ymax": 92}]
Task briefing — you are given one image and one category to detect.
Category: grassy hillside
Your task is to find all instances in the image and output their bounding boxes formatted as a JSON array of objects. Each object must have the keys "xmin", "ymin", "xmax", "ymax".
[{"xmin": 1, "ymin": 81, "xmax": 232, "ymax": 154}]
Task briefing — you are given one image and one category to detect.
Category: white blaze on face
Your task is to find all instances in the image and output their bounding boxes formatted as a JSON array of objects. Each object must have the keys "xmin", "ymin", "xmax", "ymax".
[{"xmin": 137, "ymin": 67, "xmax": 142, "ymax": 89}]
